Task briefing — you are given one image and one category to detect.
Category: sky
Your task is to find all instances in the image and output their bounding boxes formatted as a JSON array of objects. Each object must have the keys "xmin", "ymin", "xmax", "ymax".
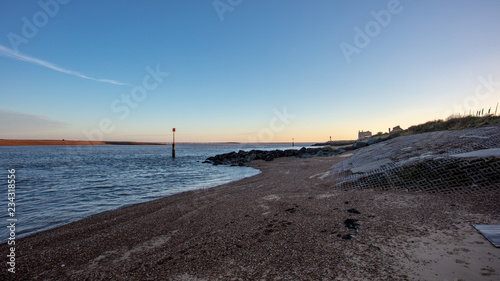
[{"xmin": 1, "ymin": 0, "xmax": 500, "ymax": 143}]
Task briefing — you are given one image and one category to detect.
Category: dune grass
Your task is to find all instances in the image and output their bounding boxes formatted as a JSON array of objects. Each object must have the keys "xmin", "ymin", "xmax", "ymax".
[{"xmin": 401, "ymin": 115, "xmax": 500, "ymax": 136}]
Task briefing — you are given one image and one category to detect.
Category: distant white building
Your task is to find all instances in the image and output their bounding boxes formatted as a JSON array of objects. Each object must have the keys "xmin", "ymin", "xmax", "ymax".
[{"xmin": 358, "ymin": 130, "xmax": 372, "ymax": 140}]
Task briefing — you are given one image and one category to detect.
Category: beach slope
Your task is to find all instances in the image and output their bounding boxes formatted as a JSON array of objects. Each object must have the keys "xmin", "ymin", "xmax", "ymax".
[{"xmin": 1, "ymin": 154, "xmax": 499, "ymax": 280}]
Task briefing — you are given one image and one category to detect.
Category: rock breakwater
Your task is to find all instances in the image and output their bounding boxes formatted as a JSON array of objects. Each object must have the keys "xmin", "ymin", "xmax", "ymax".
[
  {"xmin": 203, "ymin": 147, "xmax": 345, "ymax": 166},
  {"xmin": 204, "ymin": 134, "xmax": 400, "ymax": 166}
]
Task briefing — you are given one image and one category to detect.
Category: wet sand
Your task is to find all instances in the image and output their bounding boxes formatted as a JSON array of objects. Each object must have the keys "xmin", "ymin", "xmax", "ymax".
[
  {"xmin": 0, "ymin": 140, "xmax": 166, "ymax": 146},
  {"xmin": 1, "ymin": 155, "xmax": 499, "ymax": 280}
]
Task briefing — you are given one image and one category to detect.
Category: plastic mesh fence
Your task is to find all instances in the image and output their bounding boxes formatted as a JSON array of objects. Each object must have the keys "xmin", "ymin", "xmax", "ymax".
[{"xmin": 331, "ymin": 125, "xmax": 500, "ymax": 195}]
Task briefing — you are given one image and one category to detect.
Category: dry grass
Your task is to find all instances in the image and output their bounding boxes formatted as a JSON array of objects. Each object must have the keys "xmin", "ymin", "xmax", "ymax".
[{"xmin": 401, "ymin": 115, "xmax": 500, "ymax": 136}]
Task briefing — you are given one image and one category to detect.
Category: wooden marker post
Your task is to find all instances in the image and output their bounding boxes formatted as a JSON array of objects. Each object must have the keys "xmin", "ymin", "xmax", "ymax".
[{"xmin": 172, "ymin": 128, "xmax": 176, "ymax": 158}]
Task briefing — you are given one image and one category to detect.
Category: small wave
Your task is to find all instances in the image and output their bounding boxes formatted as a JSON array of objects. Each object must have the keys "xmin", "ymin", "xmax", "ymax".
[{"xmin": 93, "ymin": 185, "xmax": 115, "ymax": 189}]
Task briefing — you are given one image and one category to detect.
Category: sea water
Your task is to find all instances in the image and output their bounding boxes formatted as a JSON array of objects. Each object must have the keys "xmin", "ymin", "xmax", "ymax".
[{"xmin": 0, "ymin": 143, "xmax": 311, "ymax": 241}]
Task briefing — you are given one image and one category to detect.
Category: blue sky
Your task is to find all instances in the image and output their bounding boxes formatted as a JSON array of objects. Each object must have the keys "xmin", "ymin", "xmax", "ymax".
[{"xmin": 1, "ymin": 0, "xmax": 499, "ymax": 142}]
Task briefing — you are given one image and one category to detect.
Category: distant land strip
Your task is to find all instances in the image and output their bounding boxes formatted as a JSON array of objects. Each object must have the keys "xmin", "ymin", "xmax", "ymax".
[{"xmin": 0, "ymin": 140, "xmax": 168, "ymax": 146}]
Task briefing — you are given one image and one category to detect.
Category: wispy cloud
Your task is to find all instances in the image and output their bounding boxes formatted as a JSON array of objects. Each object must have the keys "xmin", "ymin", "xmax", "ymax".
[{"xmin": 0, "ymin": 45, "xmax": 130, "ymax": 86}]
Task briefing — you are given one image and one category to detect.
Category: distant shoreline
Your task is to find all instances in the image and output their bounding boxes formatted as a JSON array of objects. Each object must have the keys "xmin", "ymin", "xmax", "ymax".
[
  {"xmin": 0, "ymin": 140, "xmax": 318, "ymax": 146},
  {"xmin": 0, "ymin": 139, "xmax": 168, "ymax": 146}
]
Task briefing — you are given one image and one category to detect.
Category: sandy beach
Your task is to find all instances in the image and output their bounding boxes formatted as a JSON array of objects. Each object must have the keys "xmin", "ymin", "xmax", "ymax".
[
  {"xmin": 2, "ymin": 153, "xmax": 499, "ymax": 280},
  {"xmin": 3, "ymin": 0, "xmax": 500, "ymax": 279}
]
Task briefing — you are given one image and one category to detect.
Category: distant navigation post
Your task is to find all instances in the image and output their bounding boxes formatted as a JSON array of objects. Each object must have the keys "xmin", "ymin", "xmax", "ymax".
[{"xmin": 172, "ymin": 128, "xmax": 176, "ymax": 158}]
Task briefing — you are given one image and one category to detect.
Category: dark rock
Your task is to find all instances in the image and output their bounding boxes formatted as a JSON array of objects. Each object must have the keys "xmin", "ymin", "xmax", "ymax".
[
  {"xmin": 284, "ymin": 149, "xmax": 298, "ymax": 157},
  {"xmin": 322, "ymin": 146, "xmax": 334, "ymax": 152},
  {"xmin": 311, "ymin": 140, "xmax": 356, "ymax": 146},
  {"xmin": 316, "ymin": 147, "xmax": 342, "ymax": 157},
  {"xmin": 347, "ymin": 208, "xmax": 361, "ymax": 214},
  {"xmin": 344, "ymin": 219, "xmax": 359, "ymax": 230},
  {"xmin": 389, "ymin": 133, "xmax": 400, "ymax": 139},
  {"xmin": 205, "ymin": 145, "xmax": 341, "ymax": 166},
  {"xmin": 353, "ymin": 141, "xmax": 368, "ymax": 149},
  {"xmin": 263, "ymin": 154, "xmax": 275, "ymax": 161},
  {"xmin": 342, "ymin": 234, "xmax": 354, "ymax": 240},
  {"xmin": 380, "ymin": 133, "xmax": 400, "ymax": 142},
  {"xmin": 245, "ymin": 153, "xmax": 257, "ymax": 162},
  {"xmin": 367, "ymin": 138, "xmax": 380, "ymax": 145}
]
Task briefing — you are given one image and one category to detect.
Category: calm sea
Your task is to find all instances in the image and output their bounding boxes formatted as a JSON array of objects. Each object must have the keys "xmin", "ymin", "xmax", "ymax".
[{"xmin": 1, "ymin": 143, "xmax": 311, "ymax": 241}]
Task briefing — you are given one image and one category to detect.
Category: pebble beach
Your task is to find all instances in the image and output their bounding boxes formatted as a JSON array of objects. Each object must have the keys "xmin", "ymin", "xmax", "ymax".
[{"xmin": 2, "ymin": 144, "xmax": 499, "ymax": 280}]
